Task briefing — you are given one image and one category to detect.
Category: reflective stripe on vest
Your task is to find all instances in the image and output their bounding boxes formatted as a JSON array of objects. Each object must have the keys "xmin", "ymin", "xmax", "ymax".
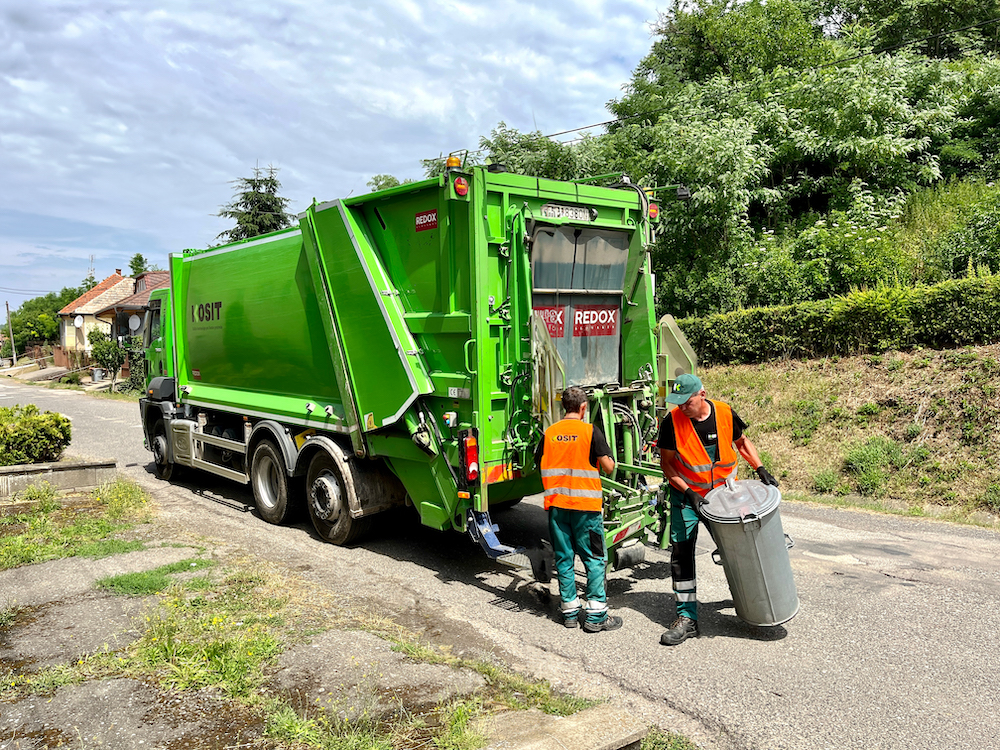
[
  {"xmin": 670, "ymin": 401, "xmax": 738, "ymax": 496},
  {"xmin": 540, "ymin": 419, "xmax": 604, "ymax": 512}
]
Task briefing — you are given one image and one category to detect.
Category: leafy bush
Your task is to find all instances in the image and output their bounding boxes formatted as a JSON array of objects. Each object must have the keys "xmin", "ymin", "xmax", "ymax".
[
  {"xmin": 679, "ymin": 274, "xmax": 1000, "ymax": 365},
  {"xmin": 0, "ymin": 405, "xmax": 72, "ymax": 466}
]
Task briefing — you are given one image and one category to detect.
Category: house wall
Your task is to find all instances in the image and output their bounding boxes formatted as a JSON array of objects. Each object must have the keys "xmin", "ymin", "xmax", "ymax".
[{"xmin": 60, "ymin": 316, "xmax": 110, "ymax": 352}]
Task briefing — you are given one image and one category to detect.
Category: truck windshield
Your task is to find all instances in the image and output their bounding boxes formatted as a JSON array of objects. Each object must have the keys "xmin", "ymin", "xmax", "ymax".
[{"xmin": 531, "ymin": 225, "xmax": 630, "ymax": 387}]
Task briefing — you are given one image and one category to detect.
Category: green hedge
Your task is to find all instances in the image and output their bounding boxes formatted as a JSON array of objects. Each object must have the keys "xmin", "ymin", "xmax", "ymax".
[
  {"xmin": 677, "ymin": 275, "xmax": 1000, "ymax": 365},
  {"xmin": 0, "ymin": 405, "xmax": 72, "ymax": 466}
]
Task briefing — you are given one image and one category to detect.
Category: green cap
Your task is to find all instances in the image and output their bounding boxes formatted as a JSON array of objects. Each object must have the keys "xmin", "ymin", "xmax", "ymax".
[{"xmin": 666, "ymin": 373, "xmax": 703, "ymax": 405}]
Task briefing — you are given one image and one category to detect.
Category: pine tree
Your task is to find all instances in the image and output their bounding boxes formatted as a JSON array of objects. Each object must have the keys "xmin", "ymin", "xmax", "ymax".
[{"xmin": 216, "ymin": 164, "xmax": 293, "ymax": 244}]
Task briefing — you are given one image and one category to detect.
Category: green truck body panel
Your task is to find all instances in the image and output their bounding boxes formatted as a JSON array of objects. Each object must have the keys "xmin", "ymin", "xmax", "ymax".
[{"xmin": 144, "ymin": 167, "xmax": 665, "ymax": 565}]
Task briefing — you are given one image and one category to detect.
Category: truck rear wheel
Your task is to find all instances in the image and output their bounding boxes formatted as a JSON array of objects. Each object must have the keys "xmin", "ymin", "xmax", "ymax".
[
  {"xmin": 306, "ymin": 451, "xmax": 371, "ymax": 545},
  {"xmin": 251, "ymin": 440, "xmax": 293, "ymax": 524},
  {"xmin": 151, "ymin": 420, "xmax": 179, "ymax": 481}
]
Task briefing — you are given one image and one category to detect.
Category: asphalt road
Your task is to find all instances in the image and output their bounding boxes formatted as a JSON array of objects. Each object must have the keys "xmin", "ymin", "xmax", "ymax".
[{"xmin": 4, "ymin": 379, "xmax": 999, "ymax": 750}]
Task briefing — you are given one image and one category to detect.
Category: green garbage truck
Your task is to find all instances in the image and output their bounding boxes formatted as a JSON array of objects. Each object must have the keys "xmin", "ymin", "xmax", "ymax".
[{"xmin": 140, "ymin": 163, "xmax": 665, "ymax": 572}]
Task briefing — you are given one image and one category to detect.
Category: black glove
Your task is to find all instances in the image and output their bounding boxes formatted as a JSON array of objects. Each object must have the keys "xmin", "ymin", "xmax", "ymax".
[
  {"xmin": 756, "ymin": 466, "xmax": 779, "ymax": 487},
  {"xmin": 684, "ymin": 487, "xmax": 704, "ymax": 507}
]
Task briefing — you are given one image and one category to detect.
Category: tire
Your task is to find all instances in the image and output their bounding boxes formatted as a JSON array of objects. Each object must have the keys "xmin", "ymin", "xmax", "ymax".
[
  {"xmin": 306, "ymin": 451, "xmax": 372, "ymax": 545},
  {"xmin": 251, "ymin": 440, "xmax": 293, "ymax": 524},
  {"xmin": 151, "ymin": 420, "xmax": 180, "ymax": 481}
]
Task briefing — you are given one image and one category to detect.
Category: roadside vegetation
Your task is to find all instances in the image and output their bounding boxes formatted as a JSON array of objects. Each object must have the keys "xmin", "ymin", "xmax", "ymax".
[
  {"xmin": 0, "ymin": 477, "xmax": 149, "ymax": 569},
  {"xmin": 0, "ymin": 404, "xmax": 72, "ymax": 466},
  {"xmin": 0, "ymin": 549, "xmax": 636, "ymax": 750},
  {"xmin": 705, "ymin": 344, "xmax": 1000, "ymax": 522}
]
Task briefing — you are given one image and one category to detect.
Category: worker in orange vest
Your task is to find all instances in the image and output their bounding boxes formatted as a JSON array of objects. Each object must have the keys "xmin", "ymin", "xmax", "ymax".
[
  {"xmin": 539, "ymin": 386, "xmax": 621, "ymax": 632},
  {"xmin": 657, "ymin": 373, "xmax": 779, "ymax": 645}
]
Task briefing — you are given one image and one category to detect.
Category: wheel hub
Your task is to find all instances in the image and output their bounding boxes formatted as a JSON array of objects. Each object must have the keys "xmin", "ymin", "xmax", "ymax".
[
  {"xmin": 311, "ymin": 475, "xmax": 343, "ymax": 522},
  {"xmin": 153, "ymin": 435, "xmax": 167, "ymax": 465}
]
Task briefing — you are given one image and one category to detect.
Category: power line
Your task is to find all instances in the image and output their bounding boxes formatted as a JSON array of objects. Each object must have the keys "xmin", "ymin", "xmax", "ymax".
[
  {"xmin": 453, "ymin": 15, "xmax": 1000, "ymax": 162},
  {"xmin": 0, "ymin": 286, "xmax": 58, "ymax": 295}
]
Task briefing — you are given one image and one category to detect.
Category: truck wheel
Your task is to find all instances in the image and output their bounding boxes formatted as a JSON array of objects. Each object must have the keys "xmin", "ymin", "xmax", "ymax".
[
  {"xmin": 151, "ymin": 420, "xmax": 179, "ymax": 481},
  {"xmin": 306, "ymin": 451, "xmax": 371, "ymax": 545},
  {"xmin": 251, "ymin": 440, "xmax": 292, "ymax": 524}
]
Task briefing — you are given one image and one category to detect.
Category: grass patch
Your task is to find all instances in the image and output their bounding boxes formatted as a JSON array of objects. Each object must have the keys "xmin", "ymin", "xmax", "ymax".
[
  {"xmin": 96, "ymin": 558, "xmax": 215, "ymax": 596},
  {"xmin": 0, "ymin": 476, "xmax": 151, "ymax": 570},
  {"xmin": 389, "ymin": 638, "xmax": 594, "ymax": 716},
  {"xmin": 642, "ymin": 727, "xmax": 701, "ymax": 750}
]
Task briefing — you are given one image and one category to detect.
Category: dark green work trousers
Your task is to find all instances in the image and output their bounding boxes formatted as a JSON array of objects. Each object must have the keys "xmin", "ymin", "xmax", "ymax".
[{"xmin": 548, "ymin": 506, "xmax": 608, "ymax": 626}]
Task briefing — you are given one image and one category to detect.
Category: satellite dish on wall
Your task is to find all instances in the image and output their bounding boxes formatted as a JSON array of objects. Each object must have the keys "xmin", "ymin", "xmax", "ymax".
[
  {"xmin": 128, "ymin": 314, "xmax": 142, "ymax": 332},
  {"xmin": 74, "ymin": 315, "xmax": 84, "ymax": 328}
]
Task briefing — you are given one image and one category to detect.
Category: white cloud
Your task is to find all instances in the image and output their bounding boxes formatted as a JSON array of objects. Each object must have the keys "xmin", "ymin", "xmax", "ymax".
[{"xmin": 0, "ymin": 0, "xmax": 660, "ymax": 304}]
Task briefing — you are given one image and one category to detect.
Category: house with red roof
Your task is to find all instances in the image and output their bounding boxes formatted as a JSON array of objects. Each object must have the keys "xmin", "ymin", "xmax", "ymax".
[
  {"xmin": 94, "ymin": 271, "xmax": 171, "ymax": 342},
  {"xmin": 57, "ymin": 271, "xmax": 135, "ymax": 354}
]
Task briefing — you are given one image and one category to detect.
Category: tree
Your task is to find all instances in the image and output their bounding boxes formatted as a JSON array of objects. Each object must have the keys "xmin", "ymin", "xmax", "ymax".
[
  {"xmin": 87, "ymin": 328, "xmax": 127, "ymax": 390},
  {"xmin": 216, "ymin": 164, "xmax": 293, "ymax": 244},
  {"xmin": 367, "ymin": 174, "xmax": 401, "ymax": 191},
  {"xmin": 128, "ymin": 253, "xmax": 149, "ymax": 276},
  {"xmin": 3, "ymin": 279, "xmax": 93, "ymax": 353}
]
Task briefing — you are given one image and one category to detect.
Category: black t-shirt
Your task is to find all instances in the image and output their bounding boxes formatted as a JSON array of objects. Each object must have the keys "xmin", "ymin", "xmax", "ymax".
[
  {"xmin": 656, "ymin": 401, "xmax": 746, "ymax": 452},
  {"xmin": 535, "ymin": 421, "xmax": 613, "ymax": 468}
]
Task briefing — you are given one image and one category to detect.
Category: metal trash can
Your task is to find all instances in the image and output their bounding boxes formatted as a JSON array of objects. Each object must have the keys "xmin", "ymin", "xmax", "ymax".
[
  {"xmin": 701, "ymin": 477, "xmax": 798, "ymax": 626},
  {"xmin": 92, "ymin": 368, "xmax": 104, "ymax": 382}
]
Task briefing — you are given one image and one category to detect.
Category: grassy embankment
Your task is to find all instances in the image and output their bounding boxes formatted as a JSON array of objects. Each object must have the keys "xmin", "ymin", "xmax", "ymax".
[{"xmin": 704, "ymin": 344, "xmax": 1000, "ymax": 523}]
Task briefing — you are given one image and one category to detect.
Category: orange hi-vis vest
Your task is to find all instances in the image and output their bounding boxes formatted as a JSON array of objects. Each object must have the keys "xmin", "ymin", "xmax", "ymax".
[
  {"xmin": 670, "ymin": 400, "xmax": 738, "ymax": 497},
  {"xmin": 540, "ymin": 418, "xmax": 604, "ymax": 512}
]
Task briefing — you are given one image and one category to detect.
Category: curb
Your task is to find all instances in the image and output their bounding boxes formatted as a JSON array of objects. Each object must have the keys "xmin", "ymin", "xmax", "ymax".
[
  {"xmin": 478, "ymin": 704, "xmax": 648, "ymax": 750},
  {"xmin": 0, "ymin": 458, "xmax": 118, "ymax": 498}
]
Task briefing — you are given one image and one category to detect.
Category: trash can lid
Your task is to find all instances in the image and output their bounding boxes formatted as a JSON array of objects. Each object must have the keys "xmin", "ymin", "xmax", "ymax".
[{"xmin": 701, "ymin": 477, "xmax": 781, "ymax": 523}]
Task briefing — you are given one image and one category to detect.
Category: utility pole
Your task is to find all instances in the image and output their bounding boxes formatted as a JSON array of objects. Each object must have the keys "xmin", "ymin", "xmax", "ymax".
[{"xmin": 5, "ymin": 301, "xmax": 15, "ymax": 362}]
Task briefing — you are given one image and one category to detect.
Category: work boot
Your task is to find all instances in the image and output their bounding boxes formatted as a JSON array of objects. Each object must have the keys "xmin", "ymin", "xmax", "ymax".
[
  {"xmin": 582, "ymin": 614, "xmax": 623, "ymax": 633},
  {"xmin": 660, "ymin": 616, "xmax": 699, "ymax": 645},
  {"xmin": 562, "ymin": 613, "xmax": 580, "ymax": 628}
]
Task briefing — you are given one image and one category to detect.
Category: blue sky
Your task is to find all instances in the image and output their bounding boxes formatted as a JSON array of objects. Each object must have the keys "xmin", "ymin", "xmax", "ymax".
[{"xmin": 1, "ymin": 0, "xmax": 662, "ymax": 308}]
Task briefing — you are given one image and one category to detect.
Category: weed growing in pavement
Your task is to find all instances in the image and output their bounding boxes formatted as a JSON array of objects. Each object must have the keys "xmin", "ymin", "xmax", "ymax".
[
  {"xmin": 96, "ymin": 558, "xmax": 215, "ymax": 596},
  {"xmin": 13, "ymin": 481, "xmax": 59, "ymax": 509},
  {"xmin": 642, "ymin": 727, "xmax": 701, "ymax": 750},
  {"xmin": 434, "ymin": 697, "xmax": 487, "ymax": 750},
  {"xmin": 0, "ymin": 476, "xmax": 149, "ymax": 570},
  {"xmin": 389, "ymin": 637, "xmax": 594, "ymax": 716},
  {"xmin": 0, "ymin": 604, "xmax": 21, "ymax": 628},
  {"xmin": 130, "ymin": 575, "xmax": 286, "ymax": 698},
  {"xmin": 265, "ymin": 698, "xmax": 395, "ymax": 750}
]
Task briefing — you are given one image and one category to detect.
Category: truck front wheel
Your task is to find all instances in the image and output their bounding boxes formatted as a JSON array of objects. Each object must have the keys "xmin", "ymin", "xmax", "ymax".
[
  {"xmin": 251, "ymin": 440, "xmax": 293, "ymax": 524},
  {"xmin": 306, "ymin": 451, "xmax": 371, "ymax": 545},
  {"xmin": 151, "ymin": 420, "xmax": 179, "ymax": 481}
]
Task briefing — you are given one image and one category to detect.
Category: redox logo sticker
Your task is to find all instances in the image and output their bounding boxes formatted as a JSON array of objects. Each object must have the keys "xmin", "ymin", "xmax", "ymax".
[
  {"xmin": 572, "ymin": 305, "xmax": 618, "ymax": 337},
  {"xmin": 533, "ymin": 306, "xmax": 565, "ymax": 338},
  {"xmin": 415, "ymin": 210, "xmax": 437, "ymax": 232}
]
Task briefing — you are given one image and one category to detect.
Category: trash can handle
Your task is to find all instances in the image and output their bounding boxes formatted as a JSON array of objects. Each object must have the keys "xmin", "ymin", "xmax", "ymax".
[{"xmin": 784, "ymin": 533, "xmax": 795, "ymax": 550}]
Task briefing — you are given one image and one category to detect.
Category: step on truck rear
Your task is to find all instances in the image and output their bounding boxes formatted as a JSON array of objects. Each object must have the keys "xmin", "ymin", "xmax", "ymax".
[{"xmin": 140, "ymin": 165, "xmax": 666, "ymax": 571}]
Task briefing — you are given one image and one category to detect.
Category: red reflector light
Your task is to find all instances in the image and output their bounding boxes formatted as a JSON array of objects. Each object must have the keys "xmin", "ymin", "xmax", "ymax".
[
  {"xmin": 648, "ymin": 202, "xmax": 659, "ymax": 220},
  {"xmin": 464, "ymin": 435, "xmax": 479, "ymax": 482},
  {"xmin": 454, "ymin": 176, "xmax": 469, "ymax": 197}
]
